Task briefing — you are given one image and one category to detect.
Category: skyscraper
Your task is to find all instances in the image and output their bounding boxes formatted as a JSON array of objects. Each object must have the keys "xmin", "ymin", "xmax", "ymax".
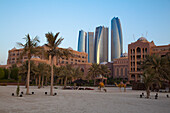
[
  {"xmin": 77, "ymin": 30, "xmax": 87, "ymax": 53},
  {"xmin": 94, "ymin": 26, "xmax": 108, "ymax": 64},
  {"xmin": 88, "ymin": 32, "xmax": 94, "ymax": 63},
  {"xmin": 111, "ymin": 17, "xmax": 123, "ymax": 61}
]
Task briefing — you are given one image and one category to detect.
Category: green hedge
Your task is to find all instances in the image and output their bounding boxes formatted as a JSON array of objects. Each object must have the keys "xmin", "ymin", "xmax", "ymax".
[{"xmin": 0, "ymin": 79, "xmax": 18, "ymax": 83}]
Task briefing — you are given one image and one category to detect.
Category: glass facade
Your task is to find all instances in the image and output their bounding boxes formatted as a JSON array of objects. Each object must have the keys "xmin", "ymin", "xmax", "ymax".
[
  {"xmin": 94, "ymin": 26, "xmax": 108, "ymax": 64},
  {"xmin": 77, "ymin": 30, "xmax": 87, "ymax": 53},
  {"xmin": 111, "ymin": 17, "xmax": 123, "ymax": 61},
  {"xmin": 88, "ymin": 32, "xmax": 94, "ymax": 63}
]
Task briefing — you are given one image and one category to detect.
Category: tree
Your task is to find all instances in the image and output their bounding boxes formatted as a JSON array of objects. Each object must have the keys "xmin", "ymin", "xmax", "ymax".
[
  {"xmin": 72, "ymin": 67, "xmax": 84, "ymax": 80},
  {"xmin": 17, "ymin": 34, "xmax": 40, "ymax": 94},
  {"xmin": 100, "ymin": 65, "xmax": 111, "ymax": 82},
  {"xmin": 160, "ymin": 55, "xmax": 170, "ymax": 92},
  {"xmin": 57, "ymin": 65, "xmax": 73, "ymax": 88},
  {"xmin": 142, "ymin": 55, "xmax": 163, "ymax": 98},
  {"xmin": 87, "ymin": 63, "xmax": 100, "ymax": 85},
  {"xmin": 37, "ymin": 63, "xmax": 51, "ymax": 88},
  {"xmin": 45, "ymin": 32, "xmax": 72, "ymax": 95},
  {"xmin": 0, "ymin": 68, "xmax": 5, "ymax": 79},
  {"xmin": 3, "ymin": 68, "xmax": 9, "ymax": 79},
  {"xmin": 10, "ymin": 66, "xmax": 19, "ymax": 80}
]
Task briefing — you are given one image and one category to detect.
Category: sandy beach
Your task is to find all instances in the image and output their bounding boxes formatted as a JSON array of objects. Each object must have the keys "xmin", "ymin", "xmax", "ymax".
[{"xmin": 0, "ymin": 86, "xmax": 170, "ymax": 113}]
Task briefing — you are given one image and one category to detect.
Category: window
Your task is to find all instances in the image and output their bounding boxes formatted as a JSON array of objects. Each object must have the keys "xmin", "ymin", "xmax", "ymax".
[
  {"xmin": 62, "ymin": 61, "xmax": 64, "ymax": 64},
  {"xmin": 78, "ymin": 60, "xmax": 80, "ymax": 62},
  {"xmin": 66, "ymin": 62, "xmax": 68, "ymax": 64},
  {"xmin": 117, "ymin": 68, "xmax": 119, "ymax": 76},
  {"xmin": 131, "ymin": 74, "xmax": 135, "ymax": 78},
  {"xmin": 82, "ymin": 60, "xmax": 84, "ymax": 62},
  {"xmin": 125, "ymin": 68, "xmax": 127, "ymax": 76},
  {"xmin": 121, "ymin": 68, "xmax": 123, "ymax": 77},
  {"xmin": 137, "ymin": 47, "xmax": 141, "ymax": 53},
  {"xmin": 66, "ymin": 58, "xmax": 68, "ymax": 60},
  {"xmin": 71, "ymin": 59, "xmax": 73, "ymax": 61}
]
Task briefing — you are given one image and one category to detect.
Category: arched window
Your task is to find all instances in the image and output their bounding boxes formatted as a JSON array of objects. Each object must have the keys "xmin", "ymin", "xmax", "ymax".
[
  {"xmin": 125, "ymin": 68, "xmax": 127, "ymax": 76},
  {"xmin": 137, "ymin": 47, "xmax": 141, "ymax": 53},
  {"xmin": 131, "ymin": 74, "xmax": 135, "ymax": 78},
  {"xmin": 117, "ymin": 68, "xmax": 119, "ymax": 77},
  {"xmin": 121, "ymin": 68, "xmax": 123, "ymax": 77}
]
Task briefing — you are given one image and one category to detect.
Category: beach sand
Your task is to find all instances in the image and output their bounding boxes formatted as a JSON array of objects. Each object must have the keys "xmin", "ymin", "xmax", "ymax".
[{"xmin": 0, "ymin": 86, "xmax": 170, "ymax": 113}]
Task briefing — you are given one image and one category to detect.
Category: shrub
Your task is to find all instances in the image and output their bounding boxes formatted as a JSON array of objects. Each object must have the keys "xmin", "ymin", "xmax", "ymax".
[
  {"xmin": 3, "ymin": 68, "xmax": 9, "ymax": 79},
  {"xmin": 10, "ymin": 67, "xmax": 19, "ymax": 80},
  {"xmin": 0, "ymin": 68, "xmax": 5, "ymax": 79}
]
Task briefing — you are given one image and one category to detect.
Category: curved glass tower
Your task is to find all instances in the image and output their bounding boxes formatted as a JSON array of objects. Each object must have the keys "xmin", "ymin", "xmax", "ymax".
[
  {"xmin": 88, "ymin": 32, "xmax": 94, "ymax": 63},
  {"xmin": 77, "ymin": 30, "xmax": 87, "ymax": 52},
  {"xmin": 111, "ymin": 17, "xmax": 123, "ymax": 60},
  {"xmin": 94, "ymin": 26, "xmax": 108, "ymax": 64}
]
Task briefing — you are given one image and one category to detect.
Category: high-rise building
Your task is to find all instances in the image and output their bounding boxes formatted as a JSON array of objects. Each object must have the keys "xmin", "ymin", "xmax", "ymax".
[
  {"xmin": 94, "ymin": 26, "xmax": 108, "ymax": 64},
  {"xmin": 77, "ymin": 30, "xmax": 87, "ymax": 53},
  {"xmin": 111, "ymin": 17, "xmax": 123, "ymax": 61},
  {"xmin": 88, "ymin": 32, "xmax": 94, "ymax": 63}
]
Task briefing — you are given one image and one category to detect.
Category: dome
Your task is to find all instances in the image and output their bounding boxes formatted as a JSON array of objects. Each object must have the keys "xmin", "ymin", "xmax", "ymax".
[
  {"xmin": 121, "ymin": 52, "xmax": 128, "ymax": 57},
  {"xmin": 100, "ymin": 62, "xmax": 108, "ymax": 65},
  {"xmin": 137, "ymin": 37, "xmax": 148, "ymax": 42},
  {"xmin": 68, "ymin": 47, "xmax": 73, "ymax": 50}
]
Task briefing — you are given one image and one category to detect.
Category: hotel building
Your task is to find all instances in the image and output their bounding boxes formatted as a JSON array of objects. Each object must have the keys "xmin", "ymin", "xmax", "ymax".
[{"xmin": 128, "ymin": 37, "xmax": 170, "ymax": 83}]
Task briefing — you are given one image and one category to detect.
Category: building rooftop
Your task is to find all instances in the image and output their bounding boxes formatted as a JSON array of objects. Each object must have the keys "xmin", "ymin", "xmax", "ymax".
[{"xmin": 137, "ymin": 37, "xmax": 148, "ymax": 42}]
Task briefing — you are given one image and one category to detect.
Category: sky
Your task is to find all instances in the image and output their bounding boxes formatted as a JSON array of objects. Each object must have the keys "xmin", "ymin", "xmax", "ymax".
[{"xmin": 0, "ymin": 0, "xmax": 170, "ymax": 65}]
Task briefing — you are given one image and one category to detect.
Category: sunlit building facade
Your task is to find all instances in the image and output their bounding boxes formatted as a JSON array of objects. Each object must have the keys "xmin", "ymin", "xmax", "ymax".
[
  {"xmin": 88, "ymin": 32, "xmax": 94, "ymax": 63},
  {"xmin": 111, "ymin": 17, "xmax": 123, "ymax": 61},
  {"xmin": 94, "ymin": 26, "xmax": 108, "ymax": 64},
  {"xmin": 128, "ymin": 37, "xmax": 170, "ymax": 83},
  {"xmin": 77, "ymin": 30, "xmax": 87, "ymax": 53}
]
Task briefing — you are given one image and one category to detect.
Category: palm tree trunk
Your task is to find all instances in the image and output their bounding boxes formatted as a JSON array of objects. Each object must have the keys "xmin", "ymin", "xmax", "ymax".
[
  {"xmin": 64, "ymin": 76, "xmax": 67, "ymax": 88},
  {"xmin": 61, "ymin": 78, "xmax": 63, "ymax": 85},
  {"xmin": 102, "ymin": 76, "xmax": 104, "ymax": 83},
  {"xmin": 26, "ymin": 59, "xmax": 30, "ymax": 95},
  {"xmin": 94, "ymin": 79, "xmax": 96, "ymax": 86},
  {"xmin": 38, "ymin": 74, "xmax": 41, "ymax": 88},
  {"xmin": 45, "ymin": 76, "xmax": 48, "ymax": 86},
  {"xmin": 146, "ymin": 86, "xmax": 150, "ymax": 98},
  {"xmin": 35, "ymin": 77, "xmax": 38, "ymax": 86},
  {"xmin": 8, "ymin": 69, "xmax": 11, "ymax": 79},
  {"xmin": 41, "ymin": 75, "xmax": 44, "ymax": 88},
  {"xmin": 169, "ymin": 80, "xmax": 170, "ymax": 92},
  {"xmin": 50, "ymin": 57, "xmax": 54, "ymax": 95}
]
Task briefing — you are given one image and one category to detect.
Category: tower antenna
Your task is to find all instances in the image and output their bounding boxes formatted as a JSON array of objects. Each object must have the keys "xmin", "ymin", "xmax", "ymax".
[
  {"xmin": 146, "ymin": 31, "xmax": 148, "ymax": 37},
  {"xmin": 133, "ymin": 34, "xmax": 135, "ymax": 41}
]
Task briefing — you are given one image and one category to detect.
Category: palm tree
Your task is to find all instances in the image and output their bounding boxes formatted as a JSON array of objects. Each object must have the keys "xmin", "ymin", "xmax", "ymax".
[
  {"xmin": 17, "ymin": 35, "xmax": 40, "ymax": 95},
  {"xmin": 88, "ymin": 63, "xmax": 100, "ymax": 85},
  {"xmin": 160, "ymin": 55, "xmax": 170, "ymax": 92},
  {"xmin": 45, "ymin": 32, "xmax": 72, "ymax": 95},
  {"xmin": 72, "ymin": 67, "xmax": 84, "ymax": 80},
  {"xmin": 143, "ymin": 73, "xmax": 161, "ymax": 98},
  {"xmin": 142, "ymin": 55, "xmax": 163, "ymax": 98},
  {"xmin": 100, "ymin": 65, "xmax": 111, "ymax": 83}
]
